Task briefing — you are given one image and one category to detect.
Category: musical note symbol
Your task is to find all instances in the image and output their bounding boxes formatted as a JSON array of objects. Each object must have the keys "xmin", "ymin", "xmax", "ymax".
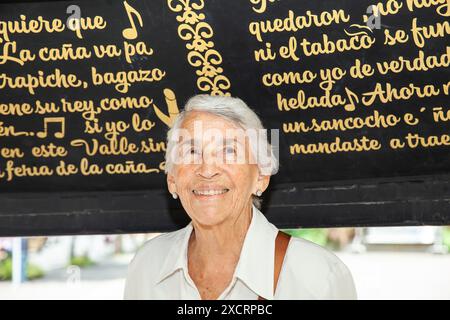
[
  {"xmin": 37, "ymin": 117, "xmax": 65, "ymax": 139},
  {"xmin": 122, "ymin": 1, "xmax": 143, "ymax": 40}
]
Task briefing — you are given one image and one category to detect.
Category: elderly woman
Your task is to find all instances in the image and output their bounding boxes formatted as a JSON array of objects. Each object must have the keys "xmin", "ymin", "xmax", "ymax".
[{"xmin": 124, "ymin": 95, "xmax": 357, "ymax": 300}]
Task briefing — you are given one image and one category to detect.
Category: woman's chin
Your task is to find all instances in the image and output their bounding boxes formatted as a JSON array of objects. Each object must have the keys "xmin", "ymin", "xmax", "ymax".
[{"xmin": 191, "ymin": 208, "xmax": 228, "ymax": 227}]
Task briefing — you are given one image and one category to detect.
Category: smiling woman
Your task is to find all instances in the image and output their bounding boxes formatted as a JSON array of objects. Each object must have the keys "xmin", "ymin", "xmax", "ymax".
[{"xmin": 124, "ymin": 94, "xmax": 357, "ymax": 300}]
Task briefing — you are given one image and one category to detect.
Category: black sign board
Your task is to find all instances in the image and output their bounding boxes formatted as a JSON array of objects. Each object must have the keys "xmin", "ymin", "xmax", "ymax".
[{"xmin": 0, "ymin": 0, "xmax": 449, "ymax": 236}]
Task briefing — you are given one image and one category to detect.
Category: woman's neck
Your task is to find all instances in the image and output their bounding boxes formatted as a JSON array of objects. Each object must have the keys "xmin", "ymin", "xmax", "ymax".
[{"xmin": 188, "ymin": 203, "xmax": 253, "ymax": 269}]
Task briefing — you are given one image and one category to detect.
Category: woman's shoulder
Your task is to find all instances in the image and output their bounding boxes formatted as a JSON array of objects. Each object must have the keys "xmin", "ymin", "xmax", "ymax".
[
  {"xmin": 124, "ymin": 227, "xmax": 190, "ymax": 299},
  {"xmin": 286, "ymin": 236, "xmax": 349, "ymax": 272},
  {"xmin": 129, "ymin": 226, "xmax": 189, "ymax": 268},
  {"xmin": 281, "ymin": 236, "xmax": 357, "ymax": 299}
]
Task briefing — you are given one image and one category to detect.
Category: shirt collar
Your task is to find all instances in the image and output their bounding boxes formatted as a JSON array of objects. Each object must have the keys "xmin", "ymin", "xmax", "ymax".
[
  {"xmin": 156, "ymin": 204, "xmax": 278, "ymax": 300},
  {"xmin": 156, "ymin": 221, "xmax": 193, "ymax": 284},
  {"xmin": 233, "ymin": 204, "xmax": 278, "ymax": 299}
]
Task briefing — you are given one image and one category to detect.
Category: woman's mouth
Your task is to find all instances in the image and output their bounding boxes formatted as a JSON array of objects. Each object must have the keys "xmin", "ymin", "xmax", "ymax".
[{"xmin": 192, "ymin": 188, "xmax": 229, "ymax": 197}]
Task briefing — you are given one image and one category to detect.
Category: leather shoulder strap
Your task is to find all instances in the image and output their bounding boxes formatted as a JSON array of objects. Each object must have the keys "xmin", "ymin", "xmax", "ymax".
[{"xmin": 258, "ymin": 230, "xmax": 291, "ymax": 300}]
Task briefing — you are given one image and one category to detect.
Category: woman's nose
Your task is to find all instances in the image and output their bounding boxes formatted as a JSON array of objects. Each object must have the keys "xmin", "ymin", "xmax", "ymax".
[
  {"xmin": 196, "ymin": 160, "xmax": 220, "ymax": 179},
  {"xmin": 196, "ymin": 147, "xmax": 221, "ymax": 178}
]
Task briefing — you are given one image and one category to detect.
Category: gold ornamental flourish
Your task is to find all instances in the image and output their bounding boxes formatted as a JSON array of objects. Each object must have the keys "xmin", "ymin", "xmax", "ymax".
[{"xmin": 168, "ymin": 0, "xmax": 231, "ymax": 96}]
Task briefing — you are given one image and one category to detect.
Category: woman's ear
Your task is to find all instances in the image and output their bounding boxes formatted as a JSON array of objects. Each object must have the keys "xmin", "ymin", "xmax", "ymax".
[
  {"xmin": 257, "ymin": 174, "xmax": 271, "ymax": 193},
  {"xmin": 167, "ymin": 174, "xmax": 177, "ymax": 194}
]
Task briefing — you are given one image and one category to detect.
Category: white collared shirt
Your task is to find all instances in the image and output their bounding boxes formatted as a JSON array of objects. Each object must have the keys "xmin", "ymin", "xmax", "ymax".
[{"xmin": 124, "ymin": 205, "xmax": 357, "ymax": 300}]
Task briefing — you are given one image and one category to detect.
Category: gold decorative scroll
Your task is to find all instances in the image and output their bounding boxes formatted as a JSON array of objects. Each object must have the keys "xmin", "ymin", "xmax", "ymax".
[{"xmin": 167, "ymin": 0, "xmax": 232, "ymax": 96}]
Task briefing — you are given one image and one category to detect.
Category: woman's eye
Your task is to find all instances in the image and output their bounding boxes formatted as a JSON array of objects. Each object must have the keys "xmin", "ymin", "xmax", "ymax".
[
  {"xmin": 224, "ymin": 146, "xmax": 236, "ymax": 154},
  {"xmin": 179, "ymin": 146, "xmax": 200, "ymax": 157},
  {"xmin": 189, "ymin": 148, "xmax": 201, "ymax": 155}
]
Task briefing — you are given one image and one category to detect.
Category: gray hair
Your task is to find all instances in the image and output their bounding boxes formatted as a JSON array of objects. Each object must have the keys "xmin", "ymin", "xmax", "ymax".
[{"xmin": 164, "ymin": 94, "xmax": 279, "ymax": 209}]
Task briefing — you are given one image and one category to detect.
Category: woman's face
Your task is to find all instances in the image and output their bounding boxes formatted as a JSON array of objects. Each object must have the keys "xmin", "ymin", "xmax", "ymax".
[{"xmin": 167, "ymin": 111, "xmax": 270, "ymax": 226}]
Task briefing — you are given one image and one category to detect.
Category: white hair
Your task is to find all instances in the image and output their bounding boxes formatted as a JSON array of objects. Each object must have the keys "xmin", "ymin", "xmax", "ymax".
[{"xmin": 164, "ymin": 94, "xmax": 279, "ymax": 209}]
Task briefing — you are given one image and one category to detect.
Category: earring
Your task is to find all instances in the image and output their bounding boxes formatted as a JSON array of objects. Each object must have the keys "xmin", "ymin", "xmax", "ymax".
[
  {"xmin": 172, "ymin": 192, "xmax": 178, "ymax": 199},
  {"xmin": 255, "ymin": 190, "xmax": 262, "ymax": 197}
]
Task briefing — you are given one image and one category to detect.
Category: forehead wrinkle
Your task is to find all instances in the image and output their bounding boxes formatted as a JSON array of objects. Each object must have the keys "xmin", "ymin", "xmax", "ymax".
[{"xmin": 181, "ymin": 110, "xmax": 243, "ymax": 131}]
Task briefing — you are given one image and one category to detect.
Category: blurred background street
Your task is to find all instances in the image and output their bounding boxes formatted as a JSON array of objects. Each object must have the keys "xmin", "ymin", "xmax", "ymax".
[{"xmin": 1, "ymin": 226, "xmax": 449, "ymax": 300}]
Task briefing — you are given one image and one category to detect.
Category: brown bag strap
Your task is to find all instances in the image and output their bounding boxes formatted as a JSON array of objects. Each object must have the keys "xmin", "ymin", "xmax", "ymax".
[{"xmin": 258, "ymin": 230, "xmax": 291, "ymax": 300}]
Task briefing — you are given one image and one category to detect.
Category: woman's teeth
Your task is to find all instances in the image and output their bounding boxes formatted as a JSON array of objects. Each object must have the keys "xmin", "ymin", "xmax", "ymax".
[{"xmin": 193, "ymin": 189, "xmax": 229, "ymax": 196}]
